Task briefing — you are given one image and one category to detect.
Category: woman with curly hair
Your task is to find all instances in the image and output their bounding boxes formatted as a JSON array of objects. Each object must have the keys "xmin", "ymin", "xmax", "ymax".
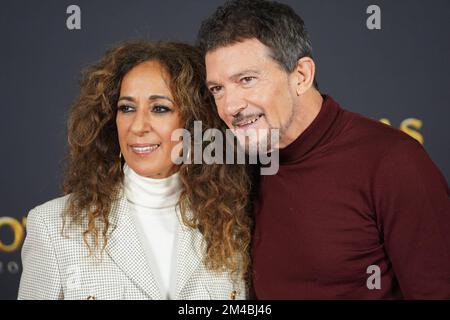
[{"xmin": 18, "ymin": 41, "xmax": 252, "ymax": 300}]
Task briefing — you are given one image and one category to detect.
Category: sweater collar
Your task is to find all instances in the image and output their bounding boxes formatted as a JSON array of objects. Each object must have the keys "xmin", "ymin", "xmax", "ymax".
[
  {"xmin": 123, "ymin": 163, "xmax": 182, "ymax": 209},
  {"xmin": 279, "ymin": 95, "xmax": 344, "ymax": 164}
]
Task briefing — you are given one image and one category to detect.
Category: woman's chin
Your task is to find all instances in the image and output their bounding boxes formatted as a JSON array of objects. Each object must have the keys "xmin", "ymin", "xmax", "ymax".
[{"xmin": 127, "ymin": 162, "xmax": 176, "ymax": 179}]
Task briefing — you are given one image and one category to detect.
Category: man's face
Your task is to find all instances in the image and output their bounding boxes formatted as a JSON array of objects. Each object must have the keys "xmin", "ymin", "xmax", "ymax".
[{"xmin": 205, "ymin": 38, "xmax": 298, "ymax": 152}]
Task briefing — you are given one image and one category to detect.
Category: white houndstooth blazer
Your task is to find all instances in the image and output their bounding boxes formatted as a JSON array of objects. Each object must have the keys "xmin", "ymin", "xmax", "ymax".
[{"xmin": 18, "ymin": 192, "xmax": 247, "ymax": 300}]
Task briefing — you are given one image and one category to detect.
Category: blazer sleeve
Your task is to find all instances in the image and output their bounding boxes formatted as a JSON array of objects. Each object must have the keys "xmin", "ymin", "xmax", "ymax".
[{"xmin": 18, "ymin": 207, "xmax": 64, "ymax": 300}]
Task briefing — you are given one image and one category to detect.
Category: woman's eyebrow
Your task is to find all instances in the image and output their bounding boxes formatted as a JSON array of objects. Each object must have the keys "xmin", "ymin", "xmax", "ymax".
[
  {"xmin": 148, "ymin": 95, "xmax": 174, "ymax": 104},
  {"xmin": 117, "ymin": 95, "xmax": 174, "ymax": 104}
]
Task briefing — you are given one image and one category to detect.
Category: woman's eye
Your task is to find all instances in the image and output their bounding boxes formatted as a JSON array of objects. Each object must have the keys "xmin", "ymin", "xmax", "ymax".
[
  {"xmin": 152, "ymin": 105, "xmax": 171, "ymax": 113},
  {"xmin": 118, "ymin": 105, "xmax": 134, "ymax": 113}
]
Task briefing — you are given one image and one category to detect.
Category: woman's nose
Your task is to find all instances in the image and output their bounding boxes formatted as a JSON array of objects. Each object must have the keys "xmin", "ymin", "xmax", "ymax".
[{"xmin": 130, "ymin": 110, "xmax": 152, "ymax": 135}]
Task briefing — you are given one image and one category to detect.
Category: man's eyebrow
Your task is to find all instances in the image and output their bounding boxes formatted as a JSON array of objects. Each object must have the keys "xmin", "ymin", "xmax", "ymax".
[
  {"xmin": 205, "ymin": 80, "xmax": 221, "ymax": 87},
  {"xmin": 229, "ymin": 69, "xmax": 260, "ymax": 81},
  {"xmin": 118, "ymin": 96, "xmax": 135, "ymax": 102},
  {"xmin": 206, "ymin": 69, "xmax": 261, "ymax": 87}
]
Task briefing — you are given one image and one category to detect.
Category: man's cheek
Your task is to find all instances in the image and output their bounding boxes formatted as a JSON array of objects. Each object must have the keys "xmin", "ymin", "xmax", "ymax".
[{"xmin": 217, "ymin": 110, "xmax": 228, "ymax": 122}]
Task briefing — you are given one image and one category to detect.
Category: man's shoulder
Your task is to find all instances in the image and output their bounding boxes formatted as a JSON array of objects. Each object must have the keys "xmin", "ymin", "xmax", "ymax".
[{"xmin": 341, "ymin": 109, "xmax": 421, "ymax": 153}]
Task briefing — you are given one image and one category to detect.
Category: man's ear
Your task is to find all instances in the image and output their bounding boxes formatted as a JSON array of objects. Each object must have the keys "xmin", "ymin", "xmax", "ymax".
[{"xmin": 291, "ymin": 57, "xmax": 316, "ymax": 96}]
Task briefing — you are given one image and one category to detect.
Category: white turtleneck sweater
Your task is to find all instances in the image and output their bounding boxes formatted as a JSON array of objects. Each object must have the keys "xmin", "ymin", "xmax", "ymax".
[{"xmin": 123, "ymin": 163, "xmax": 181, "ymax": 300}]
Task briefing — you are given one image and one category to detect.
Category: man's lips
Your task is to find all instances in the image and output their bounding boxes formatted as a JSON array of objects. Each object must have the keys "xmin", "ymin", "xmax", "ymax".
[{"xmin": 233, "ymin": 114, "xmax": 264, "ymax": 128}]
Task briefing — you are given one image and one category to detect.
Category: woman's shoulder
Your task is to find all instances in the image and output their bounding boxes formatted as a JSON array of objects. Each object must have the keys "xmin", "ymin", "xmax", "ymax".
[
  {"xmin": 29, "ymin": 194, "xmax": 71, "ymax": 217},
  {"xmin": 27, "ymin": 194, "xmax": 72, "ymax": 232}
]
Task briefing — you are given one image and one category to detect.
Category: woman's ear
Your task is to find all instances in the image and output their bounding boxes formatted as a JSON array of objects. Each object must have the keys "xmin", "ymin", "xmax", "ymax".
[{"xmin": 291, "ymin": 57, "xmax": 316, "ymax": 96}]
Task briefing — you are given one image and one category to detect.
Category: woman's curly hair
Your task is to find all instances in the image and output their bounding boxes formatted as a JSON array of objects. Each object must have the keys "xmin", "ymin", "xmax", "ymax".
[{"xmin": 63, "ymin": 41, "xmax": 252, "ymax": 281}]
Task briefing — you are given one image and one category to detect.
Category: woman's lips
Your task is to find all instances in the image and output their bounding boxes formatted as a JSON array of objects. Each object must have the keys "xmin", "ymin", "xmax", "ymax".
[{"xmin": 128, "ymin": 143, "xmax": 160, "ymax": 155}]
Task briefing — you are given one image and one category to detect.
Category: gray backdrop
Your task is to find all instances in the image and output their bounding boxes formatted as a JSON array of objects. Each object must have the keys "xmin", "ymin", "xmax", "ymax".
[{"xmin": 1, "ymin": 0, "xmax": 449, "ymax": 300}]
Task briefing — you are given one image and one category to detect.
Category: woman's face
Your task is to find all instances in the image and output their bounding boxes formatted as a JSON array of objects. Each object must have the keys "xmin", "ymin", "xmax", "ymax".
[{"xmin": 116, "ymin": 60, "xmax": 184, "ymax": 179}]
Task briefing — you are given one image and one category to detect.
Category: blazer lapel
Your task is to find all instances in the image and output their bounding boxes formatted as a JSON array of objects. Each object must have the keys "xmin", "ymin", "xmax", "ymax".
[
  {"xmin": 105, "ymin": 192, "xmax": 162, "ymax": 299},
  {"xmin": 174, "ymin": 213, "xmax": 204, "ymax": 299}
]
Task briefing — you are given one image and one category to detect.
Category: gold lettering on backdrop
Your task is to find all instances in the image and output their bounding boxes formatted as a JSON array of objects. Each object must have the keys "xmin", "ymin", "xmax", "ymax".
[
  {"xmin": 0, "ymin": 217, "xmax": 26, "ymax": 253},
  {"xmin": 379, "ymin": 118, "xmax": 424, "ymax": 144},
  {"xmin": 400, "ymin": 118, "xmax": 424, "ymax": 144}
]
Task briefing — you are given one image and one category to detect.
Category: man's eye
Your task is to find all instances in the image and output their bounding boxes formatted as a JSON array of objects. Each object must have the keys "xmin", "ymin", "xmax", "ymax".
[
  {"xmin": 209, "ymin": 86, "xmax": 223, "ymax": 95},
  {"xmin": 241, "ymin": 76, "xmax": 256, "ymax": 84},
  {"xmin": 152, "ymin": 105, "xmax": 171, "ymax": 113},
  {"xmin": 118, "ymin": 105, "xmax": 134, "ymax": 113}
]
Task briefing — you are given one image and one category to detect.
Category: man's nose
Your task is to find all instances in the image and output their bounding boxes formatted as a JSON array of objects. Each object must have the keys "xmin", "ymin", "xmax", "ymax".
[{"xmin": 222, "ymin": 88, "xmax": 247, "ymax": 117}]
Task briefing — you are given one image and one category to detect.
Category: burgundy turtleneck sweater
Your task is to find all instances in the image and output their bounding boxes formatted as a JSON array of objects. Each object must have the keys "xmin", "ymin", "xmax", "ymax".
[{"xmin": 252, "ymin": 95, "xmax": 450, "ymax": 299}]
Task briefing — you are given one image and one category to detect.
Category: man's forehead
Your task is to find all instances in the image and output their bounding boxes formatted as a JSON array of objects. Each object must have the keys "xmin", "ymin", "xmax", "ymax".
[
  {"xmin": 206, "ymin": 39, "xmax": 270, "ymax": 61},
  {"xmin": 205, "ymin": 40, "xmax": 271, "ymax": 81}
]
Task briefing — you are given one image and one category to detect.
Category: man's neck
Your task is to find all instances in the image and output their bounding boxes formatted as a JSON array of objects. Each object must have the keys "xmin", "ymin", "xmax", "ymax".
[{"xmin": 279, "ymin": 89, "xmax": 323, "ymax": 149}]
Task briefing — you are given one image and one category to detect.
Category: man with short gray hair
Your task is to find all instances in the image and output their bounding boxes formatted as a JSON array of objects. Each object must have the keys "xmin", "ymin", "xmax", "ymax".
[{"xmin": 197, "ymin": 0, "xmax": 450, "ymax": 299}]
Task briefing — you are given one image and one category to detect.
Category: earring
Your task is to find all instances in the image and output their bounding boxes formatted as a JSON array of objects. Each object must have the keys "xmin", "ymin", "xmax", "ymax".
[
  {"xmin": 119, "ymin": 151, "xmax": 123, "ymax": 172},
  {"xmin": 185, "ymin": 145, "xmax": 192, "ymax": 174}
]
